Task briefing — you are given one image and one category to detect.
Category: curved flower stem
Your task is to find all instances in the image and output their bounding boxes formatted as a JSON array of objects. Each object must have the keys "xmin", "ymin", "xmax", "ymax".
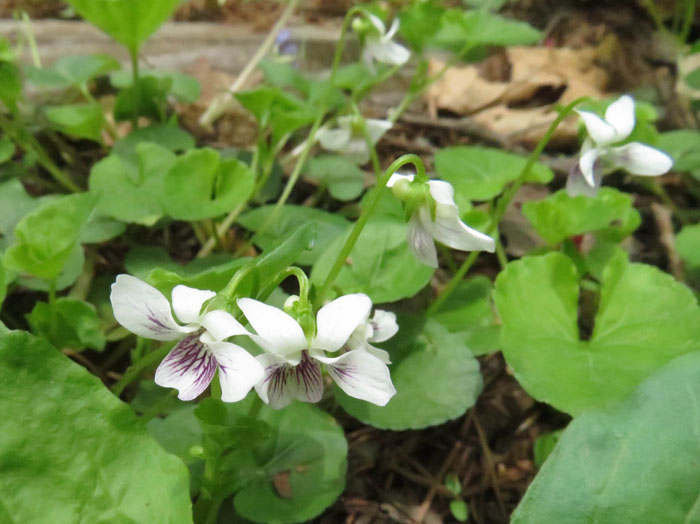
[
  {"xmin": 111, "ymin": 344, "xmax": 172, "ymax": 396},
  {"xmin": 314, "ymin": 153, "xmax": 426, "ymax": 307},
  {"xmin": 428, "ymin": 98, "xmax": 587, "ymax": 315},
  {"xmin": 330, "ymin": 5, "xmax": 367, "ymax": 84}
]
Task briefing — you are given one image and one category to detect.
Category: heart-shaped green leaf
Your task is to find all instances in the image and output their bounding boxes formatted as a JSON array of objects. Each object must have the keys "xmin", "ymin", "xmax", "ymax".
[
  {"xmin": 310, "ymin": 218, "xmax": 434, "ymax": 303},
  {"xmin": 162, "ymin": 148, "xmax": 255, "ymax": 221},
  {"xmin": 523, "ymin": 188, "xmax": 641, "ymax": 245},
  {"xmin": 494, "ymin": 252, "xmax": 700, "ymax": 415},
  {"xmin": 45, "ymin": 102, "xmax": 105, "ymax": 141},
  {"xmin": 66, "ymin": 0, "xmax": 180, "ymax": 54},
  {"xmin": 90, "ymin": 142, "xmax": 175, "ymax": 225},
  {"xmin": 0, "ymin": 330, "xmax": 192, "ymax": 523},
  {"xmin": 336, "ymin": 319, "xmax": 482, "ymax": 430},
  {"xmin": 434, "ymin": 146, "xmax": 553, "ymax": 208},
  {"xmin": 512, "ymin": 351, "xmax": 700, "ymax": 524}
]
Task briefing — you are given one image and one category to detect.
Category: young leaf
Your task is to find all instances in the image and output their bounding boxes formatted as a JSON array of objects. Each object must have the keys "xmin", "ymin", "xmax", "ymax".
[
  {"xmin": 336, "ymin": 320, "xmax": 482, "ymax": 430},
  {"xmin": 512, "ymin": 352, "xmax": 700, "ymax": 524},
  {"xmin": 162, "ymin": 148, "xmax": 255, "ymax": 221},
  {"xmin": 111, "ymin": 69, "xmax": 201, "ymax": 103},
  {"xmin": 494, "ymin": 252, "xmax": 700, "ymax": 415},
  {"xmin": 26, "ymin": 297, "xmax": 105, "ymax": 351},
  {"xmin": 0, "ymin": 330, "xmax": 192, "ymax": 523},
  {"xmin": 432, "ymin": 9, "xmax": 541, "ymax": 49},
  {"xmin": 66, "ymin": 0, "xmax": 181, "ymax": 54},
  {"xmin": 310, "ymin": 218, "xmax": 434, "ymax": 303},
  {"xmin": 434, "ymin": 146, "xmax": 553, "ymax": 208},
  {"xmin": 3, "ymin": 193, "xmax": 94, "ymax": 280},
  {"xmin": 25, "ymin": 54, "xmax": 120, "ymax": 89},
  {"xmin": 522, "ymin": 188, "xmax": 641, "ymax": 245},
  {"xmin": 45, "ymin": 103, "xmax": 104, "ymax": 141}
]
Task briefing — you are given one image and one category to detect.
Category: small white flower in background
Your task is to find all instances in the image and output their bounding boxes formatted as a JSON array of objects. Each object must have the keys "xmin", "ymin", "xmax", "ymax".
[
  {"xmin": 567, "ymin": 95, "xmax": 673, "ymax": 197},
  {"xmin": 315, "ymin": 115, "xmax": 392, "ymax": 165},
  {"xmin": 388, "ymin": 173, "xmax": 496, "ymax": 268},
  {"xmin": 110, "ymin": 275, "xmax": 263, "ymax": 402},
  {"xmin": 347, "ymin": 309, "xmax": 398, "ymax": 364},
  {"xmin": 237, "ymin": 294, "xmax": 397, "ymax": 409},
  {"xmin": 360, "ymin": 13, "xmax": 411, "ymax": 73}
]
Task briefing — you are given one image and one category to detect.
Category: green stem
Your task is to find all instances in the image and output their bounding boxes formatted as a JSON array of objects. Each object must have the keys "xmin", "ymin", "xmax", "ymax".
[
  {"xmin": 0, "ymin": 114, "xmax": 82, "ymax": 192},
  {"xmin": 130, "ymin": 47, "xmax": 140, "ymax": 129},
  {"xmin": 111, "ymin": 344, "xmax": 172, "ymax": 396},
  {"xmin": 428, "ymin": 98, "xmax": 586, "ymax": 315},
  {"xmin": 330, "ymin": 6, "xmax": 366, "ymax": 84},
  {"xmin": 314, "ymin": 154, "xmax": 426, "ymax": 307},
  {"xmin": 680, "ymin": 0, "xmax": 698, "ymax": 43}
]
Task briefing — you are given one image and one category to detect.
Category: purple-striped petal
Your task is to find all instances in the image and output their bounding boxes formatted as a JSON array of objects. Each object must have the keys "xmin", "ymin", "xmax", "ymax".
[
  {"xmin": 110, "ymin": 274, "xmax": 192, "ymax": 341},
  {"xmin": 255, "ymin": 352, "xmax": 323, "ymax": 409},
  {"xmin": 154, "ymin": 334, "xmax": 216, "ymax": 401}
]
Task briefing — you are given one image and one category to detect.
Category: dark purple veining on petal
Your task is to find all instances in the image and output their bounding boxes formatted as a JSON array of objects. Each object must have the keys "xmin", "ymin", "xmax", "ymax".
[
  {"xmin": 328, "ymin": 361, "xmax": 359, "ymax": 384},
  {"xmin": 262, "ymin": 351, "xmax": 323, "ymax": 408},
  {"xmin": 145, "ymin": 304, "xmax": 176, "ymax": 335},
  {"xmin": 159, "ymin": 334, "xmax": 216, "ymax": 398}
]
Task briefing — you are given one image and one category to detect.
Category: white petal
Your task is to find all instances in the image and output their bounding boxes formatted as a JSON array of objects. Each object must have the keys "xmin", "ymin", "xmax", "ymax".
[
  {"xmin": 604, "ymin": 95, "xmax": 635, "ymax": 141},
  {"xmin": 385, "ymin": 18, "xmax": 400, "ymax": 40},
  {"xmin": 362, "ymin": 46, "xmax": 376, "ymax": 74},
  {"xmin": 313, "ymin": 293, "xmax": 372, "ymax": 353},
  {"xmin": 380, "ymin": 40, "xmax": 410, "ymax": 66},
  {"xmin": 316, "ymin": 127, "xmax": 351, "ymax": 152},
  {"xmin": 427, "ymin": 180, "xmax": 458, "ymax": 207},
  {"xmin": 237, "ymin": 298, "xmax": 308, "ymax": 356},
  {"xmin": 154, "ymin": 335, "xmax": 216, "ymax": 401},
  {"xmin": 110, "ymin": 274, "xmax": 190, "ymax": 341},
  {"xmin": 315, "ymin": 350, "xmax": 396, "ymax": 406},
  {"xmin": 430, "ymin": 205, "xmax": 496, "ymax": 253},
  {"xmin": 171, "ymin": 285, "xmax": 215, "ymax": 324},
  {"xmin": 579, "ymin": 148, "xmax": 601, "ymax": 187},
  {"xmin": 342, "ymin": 137, "xmax": 371, "ymax": 165},
  {"xmin": 366, "ymin": 118, "xmax": 393, "ymax": 143},
  {"xmin": 255, "ymin": 352, "xmax": 323, "ymax": 409},
  {"xmin": 407, "ymin": 210, "xmax": 438, "ymax": 267},
  {"xmin": 368, "ymin": 310, "xmax": 398, "ymax": 343},
  {"xmin": 566, "ymin": 162, "xmax": 601, "ymax": 198},
  {"xmin": 199, "ymin": 310, "xmax": 249, "ymax": 342},
  {"xmin": 576, "ymin": 109, "xmax": 617, "ymax": 145},
  {"xmin": 208, "ymin": 341, "xmax": 264, "ymax": 403},
  {"xmin": 387, "ymin": 172, "xmax": 414, "ymax": 187},
  {"xmin": 365, "ymin": 12, "xmax": 386, "ymax": 35},
  {"xmin": 610, "ymin": 142, "xmax": 673, "ymax": 176}
]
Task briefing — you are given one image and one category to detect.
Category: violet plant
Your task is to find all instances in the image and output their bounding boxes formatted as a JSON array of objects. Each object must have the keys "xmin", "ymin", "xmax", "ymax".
[{"xmin": 1, "ymin": 1, "xmax": 699, "ymax": 523}]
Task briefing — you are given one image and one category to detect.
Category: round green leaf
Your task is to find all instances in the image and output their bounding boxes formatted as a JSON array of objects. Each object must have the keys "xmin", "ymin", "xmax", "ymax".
[
  {"xmin": 512, "ymin": 351, "xmax": 700, "ymax": 524},
  {"xmin": 307, "ymin": 155, "xmax": 365, "ymax": 202},
  {"xmin": 336, "ymin": 319, "xmax": 483, "ymax": 430},
  {"xmin": 434, "ymin": 146, "xmax": 553, "ymax": 208},
  {"xmin": 162, "ymin": 148, "xmax": 255, "ymax": 221},
  {"xmin": 522, "ymin": 188, "xmax": 641, "ymax": 245},
  {"xmin": 494, "ymin": 252, "xmax": 700, "ymax": 415},
  {"xmin": 45, "ymin": 102, "xmax": 105, "ymax": 141},
  {"xmin": 310, "ymin": 219, "xmax": 434, "ymax": 303},
  {"xmin": 89, "ymin": 142, "xmax": 175, "ymax": 225},
  {"xmin": 233, "ymin": 402, "xmax": 347, "ymax": 524},
  {"xmin": 0, "ymin": 330, "xmax": 192, "ymax": 523}
]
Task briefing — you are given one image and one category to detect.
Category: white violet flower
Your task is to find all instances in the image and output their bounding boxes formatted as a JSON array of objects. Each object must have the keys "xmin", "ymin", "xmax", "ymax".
[
  {"xmin": 388, "ymin": 173, "xmax": 496, "ymax": 268},
  {"xmin": 361, "ymin": 13, "xmax": 410, "ymax": 72},
  {"xmin": 110, "ymin": 275, "xmax": 263, "ymax": 402},
  {"xmin": 237, "ymin": 293, "xmax": 397, "ymax": 409},
  {"xmin": 567, "ymin": 95, "xmax": 673, "ymax": 197},
  {"xmin": 347, "ymin": 309, "xmax": 398, "ymax": 364},
  {"xmin": 316, "ymin": 115, "xmax": 392, "ymax": 165}
]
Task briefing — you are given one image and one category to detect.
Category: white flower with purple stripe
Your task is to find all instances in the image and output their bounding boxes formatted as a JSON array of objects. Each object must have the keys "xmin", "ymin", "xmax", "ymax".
[
  {"xmin": 316, "ymin": 116, "xmax": 392, "ymax": 165},
  {"xmin": 567, "ymin": 95, "xmax": 673, "ymax": 197},
  {"xmin": 237, "ymin": 294, "xmax": 397, "ymax": 409},
  {"xmin": 110, "ymin": 274, "xmax": 263, "ymax": 402},
  {"xmin": 388, "ymin": 173, "xmax": 496, "ymax": 268},
  {"xmin": 347, "ymin": 309, "xmax": 398, "ymax": 364}
]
